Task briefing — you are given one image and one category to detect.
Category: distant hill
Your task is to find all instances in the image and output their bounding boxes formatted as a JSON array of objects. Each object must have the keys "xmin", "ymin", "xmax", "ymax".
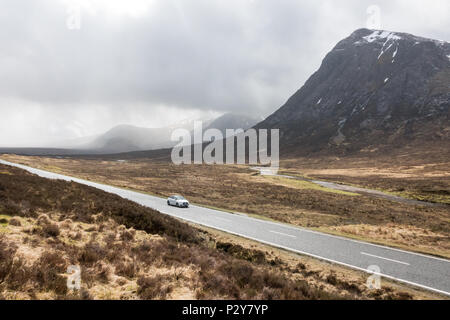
[
  {"xmin": 204, "ymin": 113, "xmax": 261, "ymax": 137},
  {"xmin": 0, "ymin": 113, "xmax": 261, "ymax": 156},
  {"xmin": 82, "ymin": 124, "xmax": 175, "ymax": 153},
  {"xmin": 82, "ymin": 113, "xmax": 260, "ymax": 154},
  {"xmin": 256, "ymin": 29, "xmax": 450, "ymax": 155},
  {"xmin": 0, "ymin": 148, "xmax": 88, "ymax": 156}
]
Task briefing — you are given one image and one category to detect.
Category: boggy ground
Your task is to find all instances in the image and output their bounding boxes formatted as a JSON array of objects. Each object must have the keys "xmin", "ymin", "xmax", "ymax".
[{"xmin": 1, "ymin": 154, "xmax": 449, "ymax": 259}]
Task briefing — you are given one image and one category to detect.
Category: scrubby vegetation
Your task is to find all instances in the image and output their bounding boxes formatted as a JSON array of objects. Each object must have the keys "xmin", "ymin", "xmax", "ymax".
[
  {"xmin": 0, "ymin": 163, "xmax": 426, "ymax": 299},
  {"xmin": 0, "ymin": 165, "xmax": 198, "ymax": 243},
  {"xmin": 5, "ymin": 154, "xmax": 448, "ymax": 258}
]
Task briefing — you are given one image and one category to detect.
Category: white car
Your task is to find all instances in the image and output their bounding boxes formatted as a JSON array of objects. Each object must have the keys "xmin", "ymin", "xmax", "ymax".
[{"xmin": 167, "ymin": 195, "xmax": 190, "ymax": 208}]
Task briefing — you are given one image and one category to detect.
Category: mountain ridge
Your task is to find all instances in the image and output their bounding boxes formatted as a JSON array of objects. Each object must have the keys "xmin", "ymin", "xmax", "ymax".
[
  {"xmin": 256, "ymin": 28, "xmax": 450, "ymax": 155},
  {"xmin": 77, "ymin": 113, "xmax": 261, "ymax": 154}
]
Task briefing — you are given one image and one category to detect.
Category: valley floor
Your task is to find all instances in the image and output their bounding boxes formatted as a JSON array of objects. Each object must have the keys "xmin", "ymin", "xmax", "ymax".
[
  {"xmin": 1, "ymin": 153, "xmax": 449, "ymax": 260},
  {"xmin": 2, "ymin": 161, "xmax": 439, "ymax": 300},
  {"xmin": 1, "ymin": 152, "xmax": 449, "ymax": 268}
]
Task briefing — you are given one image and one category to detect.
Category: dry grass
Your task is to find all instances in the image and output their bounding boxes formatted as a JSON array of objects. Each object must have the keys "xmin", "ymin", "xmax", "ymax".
[
  {"xmin": 252, "ymin": 175, "xmax": 360, "ymax": 196},
  {"xmin": 193, "ymin": 224, "xmax": 445, "ymax": 300},
  {"xmin": 2, "ymin": 162, "xmax": 419, "ymax": 300},
  {"xmin": 2, "ymin": 154, "xmax": 448, "ymax": 258},
  {"xmin": 280, "ymin": 152, "xmax": 450, "ymax": 205}
]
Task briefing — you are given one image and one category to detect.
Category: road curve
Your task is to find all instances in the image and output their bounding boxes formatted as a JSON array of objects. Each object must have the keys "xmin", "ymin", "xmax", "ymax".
[{"xmin": 1, "ymin": 159, "xmax": 449, "ymax": 297}]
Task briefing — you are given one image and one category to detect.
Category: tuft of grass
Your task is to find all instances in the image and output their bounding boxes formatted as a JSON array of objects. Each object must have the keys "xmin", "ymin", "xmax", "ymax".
[
  {"xmin": 41, "ymin": 223, "xmax": 60, "ymax": 238},
  {"xmin": 137, "ymin": 275, "xmax": 173, "ymax": 299},
  {"xmin": 0, "ymin": 215, "xmax": 10, "ymax": 228}
]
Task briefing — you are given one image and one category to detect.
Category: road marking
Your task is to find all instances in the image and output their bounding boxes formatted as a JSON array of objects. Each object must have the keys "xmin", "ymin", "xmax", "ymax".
[
  {"xmin": 215, "ymin": 217, "xmax": 232, "ymax": 223},
  {"xmin": 361, "ymin": 252, "xmax": 410, "ymax": 266},
  {"xmin": 269, "ymin": 230, "xmax": 297, "ymax": 238}
]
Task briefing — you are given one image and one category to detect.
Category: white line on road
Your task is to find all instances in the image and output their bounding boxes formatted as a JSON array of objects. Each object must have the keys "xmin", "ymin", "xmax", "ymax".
[
  {"xmin": 361, "ymin": 252, "xmax": 410, "ymax": 266},
  {"xmin": 215, "ymin": 217, "xmax": 232, "ymax": 223},
  {"xmin": 269, "ymin": 230, "xmax": 297, "ymax": 238}
]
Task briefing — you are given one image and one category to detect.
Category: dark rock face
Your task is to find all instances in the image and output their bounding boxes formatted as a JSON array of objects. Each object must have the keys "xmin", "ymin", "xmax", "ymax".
[{"xmin": 256, "ymin": 29, "xmax": 450, "ymax": 154}]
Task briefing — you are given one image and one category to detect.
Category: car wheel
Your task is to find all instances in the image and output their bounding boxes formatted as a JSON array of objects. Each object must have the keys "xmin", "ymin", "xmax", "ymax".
[{"xmin": 167, "ymin": 200, "xmax": 170, "ymax": 206}]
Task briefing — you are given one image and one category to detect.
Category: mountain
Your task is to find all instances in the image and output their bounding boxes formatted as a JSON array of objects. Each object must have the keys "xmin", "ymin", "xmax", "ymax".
[
  {"xmin": 81, "ymin": 113, "xmax": 260, "ymax": 154},
  {"xmin": 256, "ymin": 29, "xmax": 450, "ymax": 155},
  {"xmin": 84, "ymin": 125, "xmax": 175, "ymax": 153},
  {"xmin": 203, "ymin": 113, "xmax": 261, "ymax": 137}
]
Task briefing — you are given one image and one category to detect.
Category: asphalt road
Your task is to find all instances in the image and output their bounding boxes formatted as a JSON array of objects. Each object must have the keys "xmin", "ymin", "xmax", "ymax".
[{"xmin": 1, "ymin": 159, "xmax": 449, "ymax": 296}]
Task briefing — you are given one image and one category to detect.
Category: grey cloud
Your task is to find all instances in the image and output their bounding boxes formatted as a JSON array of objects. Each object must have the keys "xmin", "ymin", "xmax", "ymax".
[{"xmin": 0, "ymin": 0, "xmax": 449, "ymax": 146}]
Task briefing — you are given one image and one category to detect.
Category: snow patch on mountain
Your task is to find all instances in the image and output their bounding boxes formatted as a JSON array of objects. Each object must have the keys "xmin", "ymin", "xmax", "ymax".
[
  {"xmin": 362, "ymin": 30, "xmax": 402, "ymax": 43},
  {"xmin": 393, "ymin": 46, "xmax": 398, "ymax": 58},
  {"xmin": 256, "ymin": 29, "xmax": 450, "ymax": 154},
  {"xmin": 355, "ymin": 29, "xmax": 448, "ymax": 48}
]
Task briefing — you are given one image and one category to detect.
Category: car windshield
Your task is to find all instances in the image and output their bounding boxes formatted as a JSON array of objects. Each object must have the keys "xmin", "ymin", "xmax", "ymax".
[{"xmin": 174, "ymin": 196, "xmax": 185, "ymax": 200}]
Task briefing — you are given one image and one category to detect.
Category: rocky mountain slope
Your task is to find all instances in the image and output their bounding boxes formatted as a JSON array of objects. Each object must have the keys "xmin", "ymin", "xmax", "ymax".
[{"xmin": 256, "ymin": 29, "xmax": 450, "ymax": 154}]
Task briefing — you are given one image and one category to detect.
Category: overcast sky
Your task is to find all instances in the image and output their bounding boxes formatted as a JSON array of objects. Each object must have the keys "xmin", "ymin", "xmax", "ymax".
[{"xmin": 0, "ymin": 0, "xmax": 449, "ymax": 147}]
